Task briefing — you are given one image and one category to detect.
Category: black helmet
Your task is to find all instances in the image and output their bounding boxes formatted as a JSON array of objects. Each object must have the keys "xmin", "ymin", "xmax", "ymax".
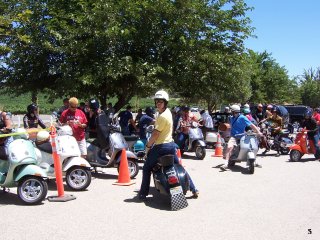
[
  {"xmin": 145, "ymin": 107, "xmax": 154, "ymax": 117},
  {"xmin": 272, "ymin": 106, "xmax": 280, "ymax": 115},
  {"xmin": 304, "ymin": 109, "xmax": 313, "ymax": 118},
  {"xmin": 27, "ymin": 103, "xmax": 38, "ymax": 114},
  {"xmin": 181, "ymin": 105, "xmax": 190, "ymax": 112},
  {"xmin": 89, "ymin": 99, "xmax": 100, "ymax": 110}
]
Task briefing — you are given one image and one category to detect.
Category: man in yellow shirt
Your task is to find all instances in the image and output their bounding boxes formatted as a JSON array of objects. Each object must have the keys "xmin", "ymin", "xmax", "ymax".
[{"xmin": 138, "ymin": 90, "xmax": 198, "ymax": 200}]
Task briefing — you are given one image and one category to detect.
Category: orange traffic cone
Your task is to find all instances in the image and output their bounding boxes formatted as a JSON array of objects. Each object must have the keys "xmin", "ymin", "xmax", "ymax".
[
  {"xmin": 212, "ymin": 133, "xmax": 223, "ymax": 157},
  {"xmin": 176, "ymin": 149, "xmax": 183, "ymax": 165},
  {"xmin": 113, "ymin": 149, "xmax": 135, "ymax": 186}
]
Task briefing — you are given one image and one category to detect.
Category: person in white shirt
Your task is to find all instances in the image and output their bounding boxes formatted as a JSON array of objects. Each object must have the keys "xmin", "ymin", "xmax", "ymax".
[{"xmin": 200, "ymin": 109, "xmax": 213, "ymax": 140}]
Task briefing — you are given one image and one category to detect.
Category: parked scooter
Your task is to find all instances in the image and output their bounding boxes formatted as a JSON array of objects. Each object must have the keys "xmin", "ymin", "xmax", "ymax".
[
  {"xmin": 289, "ymin": 129, "xmax": 320, "ymax": 161},
  {"xmin": 0, "ymin": 137, "xmax": 48, "ymax": 204},
  {"xmin": 259, "ymin": 122, "xmax": 293, "ymax": 155},
  {"xmin": 125, "ymin": 125, "xmax": 154, "ymax": 162},
  {"xmin": 35, "ymin": 127, "xmax": 92, "ymax": 191},
  {"xmin": 227, "ymin": 131, "xmax": 259, "ymax": 174},
  {"xmin": 175, "ymin": 122, "xmax": 206, "ymax": 159},
  {"xmin": 153, "ymin": 154, "xmax": 189, "ymax": 211},
  {"xmin": 86, "ymin": 124, "xmax": 139, "ymax": 178}
]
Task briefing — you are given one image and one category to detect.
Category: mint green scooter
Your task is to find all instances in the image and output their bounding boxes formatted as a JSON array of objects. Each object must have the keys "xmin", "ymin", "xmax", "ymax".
[{"xmin": 0, "ymin": 138, "xmax": 48, "ymax": 205}]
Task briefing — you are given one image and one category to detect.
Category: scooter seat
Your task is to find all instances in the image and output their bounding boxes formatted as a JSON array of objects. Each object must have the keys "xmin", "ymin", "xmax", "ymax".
[
  {"xmin": 37, "ymin": 141, "xmax": 53, "ymax": 154},
  {"xmin": 87, "ymin": 138, "xmax": 100, "ymax": 147},
  {"xmin": 158, "ymin": 155, "xmax": 174, "ymax": 167},
  {"xmin": 124, "ymin": 135, "xmax": 139, "ymax": 142}
]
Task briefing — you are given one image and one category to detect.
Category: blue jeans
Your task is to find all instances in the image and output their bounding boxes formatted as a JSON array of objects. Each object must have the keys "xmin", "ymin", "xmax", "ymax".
[
  {"xmin": 139, "ymin": 142, "xmax": 197, "ymax": 197},
  {"xmin": 313, "ymin": 134, "xmax": 320, "ymax": 159},
  {"xmin": 176, "ymin": 132, "xmax": 188, "ymax": 150},
  {"xmin": 121, "ymin": 125, "xmax": 130, "ymax": 136}
]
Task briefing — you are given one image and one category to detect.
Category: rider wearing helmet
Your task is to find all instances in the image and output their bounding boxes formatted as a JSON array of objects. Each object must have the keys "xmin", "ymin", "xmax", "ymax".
[
  {"xmin": 138, "ymin": 90, "xmax": 199, "ymax": 200},
  {"xmin": 220, "ymin": 104, "xmax": 262, "ymax": 171},
  {"xmin": 175, "ymin": 105, "xmax": 198, "ymax": 150},
  {"xmin": 23, "ymin": 103, "xmax": 46, "ymax": 129},
  {"xmin": 300, "ymin": 109, "xmax": 320, "ymax": 159},
  {"xmin": 253, "ymin": 104, "xmax": 264, "ymax": 123},
  {"xmin": 138, "ymin": 107, "xmax": 156, "ymax": 144}
]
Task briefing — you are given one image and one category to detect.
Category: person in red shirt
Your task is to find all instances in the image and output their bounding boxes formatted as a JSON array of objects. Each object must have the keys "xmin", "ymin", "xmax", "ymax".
[{"xmin": 60, "ymin": 97, "xmax": 88, "ymax": 158}]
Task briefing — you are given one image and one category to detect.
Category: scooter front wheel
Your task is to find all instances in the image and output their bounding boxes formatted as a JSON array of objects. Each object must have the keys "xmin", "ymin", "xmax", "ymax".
[
  {"xmin": 117, "ymin": 158, "xmax": 139, "ymax": 179},
  {"xmin": 17, "ymin": 176, "xmax": 48, "ymax": 205},
  {"xmin": 195, "ymin": 146, "xmax": 206, "ymax": 160},
  {"xmin": 66, "ymin": 166, "xmax": 92, "ymax": 191},
  {"xmin": 280, "ymin": 147, "xmax": 290, "ymax": 155},
  {"xmin": 289, "ymin": 150, "xmax": 302, "ymax": 162}
]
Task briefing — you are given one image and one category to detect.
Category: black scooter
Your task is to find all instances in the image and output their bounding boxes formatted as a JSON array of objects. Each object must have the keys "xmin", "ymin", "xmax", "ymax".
[{"xmin": 152, "ymin": 154, "xmax": 189, "ymax": 211}]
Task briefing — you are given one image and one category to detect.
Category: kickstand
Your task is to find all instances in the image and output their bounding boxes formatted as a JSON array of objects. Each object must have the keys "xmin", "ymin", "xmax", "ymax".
[{"xmin": 1, "ymin": 187, "xmax": 10, "ymax": 193}]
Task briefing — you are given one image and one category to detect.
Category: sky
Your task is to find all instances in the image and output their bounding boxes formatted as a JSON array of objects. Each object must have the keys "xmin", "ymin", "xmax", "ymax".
[{"xmin": 244, "ymin": 0, "xmax": 320, "ymax": 78}]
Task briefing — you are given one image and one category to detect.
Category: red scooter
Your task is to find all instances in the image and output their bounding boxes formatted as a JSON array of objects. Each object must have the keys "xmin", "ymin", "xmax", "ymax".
[{"xmin": 289, "ymin": 129, "xmax": 320, "ymax": 161}]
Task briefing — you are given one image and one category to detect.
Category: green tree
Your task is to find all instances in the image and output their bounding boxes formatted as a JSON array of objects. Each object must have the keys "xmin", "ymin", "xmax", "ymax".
[
  {"xmin": 246, "ymin": 50, "xmax": 299, "ymax": 104},
  {"xmin": 299, "ymin": 68, "xmax": 320, "ymax": 108}
]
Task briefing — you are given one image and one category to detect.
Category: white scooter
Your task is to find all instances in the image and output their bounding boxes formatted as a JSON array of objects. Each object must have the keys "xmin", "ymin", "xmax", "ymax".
[
  {"xmin": 227, "ymin": 131, "xmax": 259, "ymax": 174},
  {"xmin": 35, "ymin": 127, "xmax": 92, "ymax": 191},
  {"xmin": 176, "ymin": 122, "xmax": 206, "ymax": 160}
]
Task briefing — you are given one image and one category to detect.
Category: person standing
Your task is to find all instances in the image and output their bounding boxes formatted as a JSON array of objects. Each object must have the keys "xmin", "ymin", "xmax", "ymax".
[
  {"xmin": 59, "ymin": 97, "xmax": 88, "ymax": 158},
  {"xmin": 200, "ymin": 109, "xmax": 213, "ymax": 140},
  {"xmin": 138, "ymin": 90, "xmax": 199, "ymax": 200},
  {"xmin": 118, "ymin": 105, "xmax": 138, "ymax": 135},
  {"xmin": 0, "ymin": 110, "xmax": 13, "ymax": 157}
]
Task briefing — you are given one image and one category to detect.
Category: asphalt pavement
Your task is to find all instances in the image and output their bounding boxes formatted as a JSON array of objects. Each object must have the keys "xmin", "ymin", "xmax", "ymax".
[{"xmin": 1, "ymin": 147, "xmax": 320, "ymax": 240}]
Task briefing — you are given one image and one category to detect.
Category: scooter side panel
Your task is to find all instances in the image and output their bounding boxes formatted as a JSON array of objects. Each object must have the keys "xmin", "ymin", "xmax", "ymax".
[
  {"xmin": 8, "ymin": 139, "xmax": 37, "ymax": 165},
  {"xmin": 62, "ymin": 157, "xmax": 91, "ymax": 172},
  {"xmin": 14, "ymin": 164, "xmax": 47, "ymax": 183},
  {"xmin": 57, "ymin": 136, "xmax": 81, "ymax": 158}
]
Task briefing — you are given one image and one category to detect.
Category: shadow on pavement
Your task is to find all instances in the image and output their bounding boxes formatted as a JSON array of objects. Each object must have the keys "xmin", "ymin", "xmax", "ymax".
[
  {"xmin": 0, "ymin": 189, "xmax": 45, "ymax": 206},
  {"xmin": 285, "ymin": 157, "xmax": 318, "ymax": 163},
  {"xmin": 124, "ymin": 188, "xmax": 171, "ymax": 211},
  {"xmin": 91, "ymin": 172, "xmax": 119, "ymax": 180}
]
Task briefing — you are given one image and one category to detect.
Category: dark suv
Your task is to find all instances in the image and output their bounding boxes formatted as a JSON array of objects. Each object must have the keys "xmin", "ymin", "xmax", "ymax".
[{"xmin": 283, "ymin": 105, "xmax": 313, "ymax": 125}]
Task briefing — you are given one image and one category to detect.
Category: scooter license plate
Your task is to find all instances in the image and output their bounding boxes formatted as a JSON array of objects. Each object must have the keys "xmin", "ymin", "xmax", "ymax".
[{"xmin": 170, "ymin": 186, "xmax": 183, "ymax": 195}]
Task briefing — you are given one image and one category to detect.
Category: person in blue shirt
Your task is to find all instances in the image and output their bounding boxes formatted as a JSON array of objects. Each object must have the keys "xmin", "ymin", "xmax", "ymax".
[
  {"xmin": 220, "ymin": 104, "xmax": 262, "ymax": 171},
  {"xmin": 118, "ymin": 105, "xmax": 138, "ymax": 135},
  {"xmin": 138, "ymin": 107, "xmax": 155, "ymax": 145}
]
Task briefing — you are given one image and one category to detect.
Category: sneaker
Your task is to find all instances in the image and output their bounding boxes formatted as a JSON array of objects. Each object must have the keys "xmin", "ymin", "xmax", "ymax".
[
  {"xmin": 220, "ymin": 165, "xmax": 229, "ymax": 171},
  {"xmin": 276, "ymin": 153, "xmax": 280, "ymax": 157},
  {"xmin": 192, "ymin": 190, "xmax": 199, "ymax": 198},
  {"xmin": 262, "ymin": 149, "xmax": 269, "ymax": 155}
]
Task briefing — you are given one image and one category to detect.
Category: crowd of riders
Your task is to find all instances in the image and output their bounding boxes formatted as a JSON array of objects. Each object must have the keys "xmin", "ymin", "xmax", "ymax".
[{"xmin": 2, "ymin": 96, "xmax": 320, "ymax": 192}]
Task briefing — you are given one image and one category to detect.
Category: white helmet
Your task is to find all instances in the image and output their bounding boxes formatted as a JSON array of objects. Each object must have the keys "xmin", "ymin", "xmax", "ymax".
[
  {"xmin": 154, "ymin": 90, "xmax": 169, "ymax": 102},
  {"xmin": 57, "ymin": 125, "xmax": 73, "ymax": 136},
  {"xmin": 244, "ymin": 103, "xmax": 250, "ymax": 109},
  {"xmin": 37, "ymin": 130, "xmax": 50, "ymax": 141},
  {"xmin": 230, "ymin": 104, "xmax": 240, "ymax": 113}
]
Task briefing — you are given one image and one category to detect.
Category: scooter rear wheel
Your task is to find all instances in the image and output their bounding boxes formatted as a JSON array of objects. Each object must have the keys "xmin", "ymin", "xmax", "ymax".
[
  {"xmin": 17, "ymin": 176, "xmax": 48, "ymax": 205},
  {"xmin": 66, "ymin": 166, "xmax": 92, "ymax": 191},
  {"xmin": 117, "ymin": 158, "xmax": 139, "ymax": 179},
  {"xmin": 289, "ymin": 150, "xmax": 302, "ymax": 162}
]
